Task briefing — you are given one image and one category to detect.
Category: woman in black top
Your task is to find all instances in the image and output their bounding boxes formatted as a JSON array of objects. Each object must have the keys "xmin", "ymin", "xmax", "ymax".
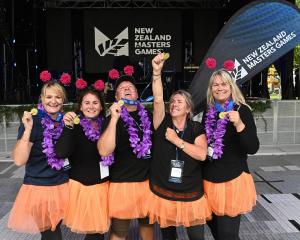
[
  {"xmin": 98, "ymin": 75, "xmax": 153, "ymax": 240},
  {"xmin": 149, "ymin": 53, "xmax": 211, "ymax": 240},
  {"xmin": 55, "ymin": 87, "xmax": 109, "ymax": 240},
  {"xmin": 202, "ymin": 69, "xmax": 259, "ymax": 240}
]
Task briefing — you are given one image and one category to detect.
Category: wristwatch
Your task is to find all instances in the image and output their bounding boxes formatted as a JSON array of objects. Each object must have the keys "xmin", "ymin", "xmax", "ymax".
[{"xmin": 179, "ymin": 141, "xmax": 185, "ymax": 150}]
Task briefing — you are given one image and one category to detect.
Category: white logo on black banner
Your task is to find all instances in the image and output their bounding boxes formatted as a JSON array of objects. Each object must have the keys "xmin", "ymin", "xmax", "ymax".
[
  {"xmin": 94, "ymin": 27, "xmax": 129, "ymax": 56},
  {"xmin": 230, "ymin": 59, "xmax": 248, "ymax": 82}
]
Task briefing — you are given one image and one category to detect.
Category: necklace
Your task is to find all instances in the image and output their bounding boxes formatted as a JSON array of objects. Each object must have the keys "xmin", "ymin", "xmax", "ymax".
[
  {"xmin": 38, "ymin": 104, "xmax": 65, "ymax": 170},
  {"xmin": 204, "ymin": 100, "xmax": 232, "ymax": 159},
  {"xmin": 120, "ymin": 103, "xmax": 152, "ymax": 158}
]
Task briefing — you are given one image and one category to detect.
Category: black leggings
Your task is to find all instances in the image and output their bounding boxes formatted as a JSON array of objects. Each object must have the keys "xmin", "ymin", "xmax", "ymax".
[
  {"xmin": 161, "ymin": 225, "xmax": 204, "ymax": 240},
  {"xmin": 207, "ymin": 214, "xmax": 241, "ymax": 240},
  {"xmin": 84, "ymin": 233, "xmax": 105, "ymax": 240},
  {"xmin": 40, "ymin": 222, "xmax": 62, "ymax": 240}
]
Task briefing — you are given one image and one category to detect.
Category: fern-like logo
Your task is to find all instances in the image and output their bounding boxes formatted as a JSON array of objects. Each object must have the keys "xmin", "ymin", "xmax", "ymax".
[
  {"xmin": 230, "ymin": 59, "xmax": 248, "ymax": 82},
  {"xmin": 94, "ymin": 27, "xmax": 129, "ymax": 56}
]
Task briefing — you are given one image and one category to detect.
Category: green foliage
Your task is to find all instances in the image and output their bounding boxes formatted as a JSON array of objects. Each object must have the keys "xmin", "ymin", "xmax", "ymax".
[{"xmin": 247, "ymin": 99, "xmax": 271, "ymax": 114}]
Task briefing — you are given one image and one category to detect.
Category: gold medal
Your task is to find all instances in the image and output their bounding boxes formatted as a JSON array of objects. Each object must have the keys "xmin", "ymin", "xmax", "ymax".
[
  {"xmin": 162, "ymin": 52, "xmax": 170, "ymax": 60},
  {"xmin": 30, "ymin": 108, "xmax": 38, "ymax": 116},
  {"xmin": 118, "ymin": 100, "xmax": 124, "ymax": 106},
  {"xmin": 73, "ymin": 116, "xmax": 80, "ymax": 124},
  {"xmin": 219, "ymin": 112, "xmax": 227, "ymax": 119}
]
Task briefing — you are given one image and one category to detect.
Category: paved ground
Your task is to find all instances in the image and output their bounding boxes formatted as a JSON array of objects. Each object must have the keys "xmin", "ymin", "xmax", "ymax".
[{"xmin": 0, "ymin": 145, "xmax": 300, "ymax": 240}]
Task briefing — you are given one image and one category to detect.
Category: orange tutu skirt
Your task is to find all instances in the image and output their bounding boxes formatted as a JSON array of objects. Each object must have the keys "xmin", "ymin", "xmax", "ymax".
[
  {"xmin": 63, "ymin": 179, "xmax": 110, "ymax": 234},
  {"xmin": 7, "ymin": 182, "xmax": 69, "ymax": 233},
  {"xmin": 204, "ymin": 172, "xmax": 257, "ymax": 217},
  {"xmin": 147, "ymin": 191, "xmax": 212, "ymax": 228},
  {"xmin": 108, "ymin": 180, "xmax": 151, "ymax": 219}
]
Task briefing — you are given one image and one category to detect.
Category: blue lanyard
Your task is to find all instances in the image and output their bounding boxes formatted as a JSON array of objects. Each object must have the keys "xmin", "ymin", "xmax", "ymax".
[
  {"xmin": 121, "ymin": 97, "xmax": 153, "ymax": 106},
  {"xmin": 38, "ymin": 109, "xmax": 63, "ymax": 122},
  {"xmin": 214, "ymin": 99, "xmax": 234, "ymax": 112},
  {"xmin": 172, "ymin": 121, "xmax": 187, "ymax": 160}
]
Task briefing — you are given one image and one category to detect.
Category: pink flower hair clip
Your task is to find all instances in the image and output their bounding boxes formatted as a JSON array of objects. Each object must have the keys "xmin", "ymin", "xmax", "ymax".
[
  {"xmin": 39, "ymin": 70, "xmax": 72, "ymax": 86},
  {"xmin": 204, "ymin": 57, "xmax": 235, "ymax": 72},
  {"xmin": 75, "ymin": 78, "xmax": 105, "ymax": 92}
]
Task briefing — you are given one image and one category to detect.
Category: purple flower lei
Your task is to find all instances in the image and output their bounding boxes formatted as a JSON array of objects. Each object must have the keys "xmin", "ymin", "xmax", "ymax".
[
  {"xmin": 38, "ymin": 104, "xmax": 65, "ymax": 170},
  {"xmin": 80, "ymin": 117, "xmax": 102, "ymax": 142},
  {"xmin": 204, "ymin": 101, "xmax": 230, "ymax": 159},
  {"xmin": 79, "ymin": 116, "xmax": 114, "ymax": 166},
  {"xmin": 120, "ymin": 103, "xmax": 152, "ymax": 158}
]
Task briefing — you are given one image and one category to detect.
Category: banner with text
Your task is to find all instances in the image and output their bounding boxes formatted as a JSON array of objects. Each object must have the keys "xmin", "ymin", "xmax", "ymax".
[
  {"xmin": 189, "ymin": 0, "xmax": 300, "ymax": 113},
  {"xmin": 84, "ymin": 10, "xmax": 182, "ymax": 73}
]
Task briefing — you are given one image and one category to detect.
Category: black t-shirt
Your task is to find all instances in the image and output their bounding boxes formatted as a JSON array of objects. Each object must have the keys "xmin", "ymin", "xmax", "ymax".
[
  {"xmin": 17, "ymin": 115, "xmax": 69, "ymax": 186},
  {"xmin": 202, "ymin": 104, "xmax": 260, "ymax": 183},
  {"xmin": 102, "ymin": 110, "xmax": 153, "ymax": 182},
  {"xmin": 150, "ymin": 114, "xmax": 205, "ymax": 202},
  {"xmin": 55, "ymin": 125, "xmax": 109, "ymax": 185}
]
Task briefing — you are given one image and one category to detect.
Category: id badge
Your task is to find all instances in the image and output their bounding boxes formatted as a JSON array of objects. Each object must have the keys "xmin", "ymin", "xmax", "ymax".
[
  {"xmin": 207, "ymin": 145, "xmax": 214, "ymax": 162},
  {"xmin": 142, "ymin": 149, "xmax": 151, "ymax": 160},
  {"xmin": 169, "ymin": 159, "xmax": 184, "ymax": 183},
  {"xmin": 208, "ymin": 146, "xmax": 214, "ymax": 157},
  {"xmin": 63, "ymin": 158, "xmax": 71, "ymax": 171},
  {"xmin": 99, "ymin": 162, "xmax": 109, "ymax": 179}
]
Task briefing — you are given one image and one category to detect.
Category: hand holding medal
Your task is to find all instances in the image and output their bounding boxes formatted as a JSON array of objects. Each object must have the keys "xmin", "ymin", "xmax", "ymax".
[
  {"xmin": 62, "ymin": 112, "xmax": 77, "ymax": 129},
  {"xmin": 30, "ymin": 108, "xmax": 38, "ymax": 116},
  {"xmin": 22, "ymin": 110, "xmax": 34, "ymax": 129}
]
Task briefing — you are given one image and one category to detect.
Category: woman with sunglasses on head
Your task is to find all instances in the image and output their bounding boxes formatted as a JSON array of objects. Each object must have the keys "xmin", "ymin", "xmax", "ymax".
[
  {"xmin": 8, "ymin": 78, "xmax": 69, "ymax": 240},
  {"xmin": 202, "ymin": 69, "xmax": 259, "ymax": 240},
  {"xmin": 55, "ymin": 81, "xmax": 109, "ymax": 240},
  {"xmin": 148, "ymin": 53, "xmax": 211, "ymax": 240}
]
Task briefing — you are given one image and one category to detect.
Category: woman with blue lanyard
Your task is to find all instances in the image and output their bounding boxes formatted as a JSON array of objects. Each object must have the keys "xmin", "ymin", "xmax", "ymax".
[
  {"xmin": 202, "ymin": 69, "xmax": 259, "ymax": 240},
  {"xmin": 148, "ymin": 53, "xmax": 211, "ymax": 240},
  {"xmin": 8, "ymin": 77, "xmax": 69, "ymax": 240},
  {"xmin": 55, "ymin": 80, "xmax": 109, "ymax": 240}
]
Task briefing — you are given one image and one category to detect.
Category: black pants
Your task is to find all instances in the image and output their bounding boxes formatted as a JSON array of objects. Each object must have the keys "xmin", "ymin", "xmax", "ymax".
[
  {"xmin": 161, "ymin": 225, "xmax": 204, "ymax": 240},
  {"xmin": 207, "ymin": 214, "xmax": 241, "ymax": 240},
  {"xmin": 40, "ymin": 222, "xmax": 62, "ymax": 240},
  {"xmin": 84, "ymin": 233, "xmax": 105, "ymax": 240}
]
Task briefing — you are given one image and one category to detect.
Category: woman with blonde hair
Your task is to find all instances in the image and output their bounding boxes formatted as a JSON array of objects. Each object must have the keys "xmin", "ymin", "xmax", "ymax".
[
  {"xmin": 202, "ymin": 69, "xmax": 259, "ymax": 240},
  {"xmin": 8, "ymin": 79, "xmax": 69, "ymax": 240}
]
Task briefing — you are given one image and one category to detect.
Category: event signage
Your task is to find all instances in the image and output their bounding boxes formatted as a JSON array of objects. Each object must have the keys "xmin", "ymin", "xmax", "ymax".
[
  {"xmin": 189, "ymin": 0, "xmax": 300, "ymax": 113},
  {"xmin": 84, "ymin": 10, "xmax": 182, "ymax": 73}
]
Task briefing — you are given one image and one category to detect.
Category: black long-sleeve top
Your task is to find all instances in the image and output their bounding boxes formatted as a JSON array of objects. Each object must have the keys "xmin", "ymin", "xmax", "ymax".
[
  {"xmin": 202, "ymin": 104, "xmax": 259, "ymax": 183},
  {"xmin": 55, "ymin": 125, "xmax": 109, "ymax": 185}
]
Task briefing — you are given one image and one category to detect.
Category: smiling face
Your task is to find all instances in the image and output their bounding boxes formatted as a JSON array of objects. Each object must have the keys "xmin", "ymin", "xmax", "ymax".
[
  {"xmin": 41, "ymin": 87, "xmax": 64, "ymax": 117},
  {"xmin": 115, "ymin": 81, "xmax": 138, "ymax": 101},
  {"xmin": 80, "ymin": 93, "xmax": 102, "ymax": 119},
  {"xmin": 169, "ymin": 93, "xmax": 190, "ymax": 118},
  {"xmin": 211, "ymin": 75, "xmax": 232, "ymax": 105}
]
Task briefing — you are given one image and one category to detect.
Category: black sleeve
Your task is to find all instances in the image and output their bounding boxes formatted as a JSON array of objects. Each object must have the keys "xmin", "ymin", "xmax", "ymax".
[
  {"xmin": 192, "ymin": 121, "xmax": 205, "ymax": 139},
  {"xmin": 54, "ymin": 126, "xmax": 76, "ymax": 158},
  {"xmin": 237, "ymin": 105, "xmax": 260, "ymax": 154}
]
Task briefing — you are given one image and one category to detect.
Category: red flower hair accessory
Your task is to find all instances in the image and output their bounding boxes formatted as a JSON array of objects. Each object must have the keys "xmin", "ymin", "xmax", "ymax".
[
  {"xmin": 205, "ymin": 58, "xmax": 217, "ymax": 69},
  {"xmin": 40, "ymin": 70, "xmax": 52, "ymax": 83},
  {"xmin": 59, "ymin": 73, "xmax": 71, "ymax": 85},
  {"xmin": 76, "ymin": 78, "xmax": 88, "ymax": 90},
  {"xmin": 124, "ymin": 65, "xmax": 134, "ymax": 76},
  {"xmin": 223, "ymin": 60, "xmax": 235, "ymax": 71},
  {"xmin": 108, "ymin": 69, "xmax": 120, "ymax": 80},
  {"xmin": 94, "ymin": 80, "xmax": 105, "ymax": 91}
]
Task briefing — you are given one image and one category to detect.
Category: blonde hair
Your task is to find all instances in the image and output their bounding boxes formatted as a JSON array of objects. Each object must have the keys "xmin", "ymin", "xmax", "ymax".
[
  {"xmin": 40, "ymin": 81, "xmax": 67, "ymax": 103},
  {"xmin": 169, "ymin": 90, "xmax": 194, "ymax": 119},
  {"xmin": 207, "ymin": 69, "xmax": 250, "ymax": 109}
]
